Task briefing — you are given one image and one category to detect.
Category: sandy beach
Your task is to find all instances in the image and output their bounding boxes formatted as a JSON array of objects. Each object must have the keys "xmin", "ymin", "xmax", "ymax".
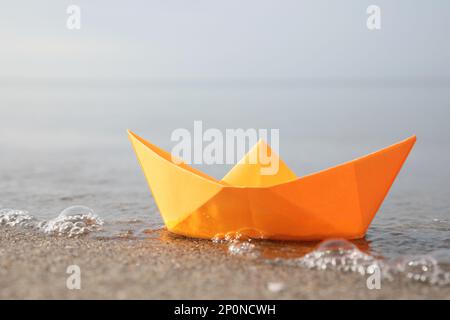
[{"xmin": 1, "ymin": 227, "xmax": 448, "ymax": 300}]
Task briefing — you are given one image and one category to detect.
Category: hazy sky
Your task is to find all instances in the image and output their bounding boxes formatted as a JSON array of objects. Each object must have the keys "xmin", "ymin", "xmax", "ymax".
[{"xmin": 1, "ymin": 0, "xmax": 450, "ymax": 79}]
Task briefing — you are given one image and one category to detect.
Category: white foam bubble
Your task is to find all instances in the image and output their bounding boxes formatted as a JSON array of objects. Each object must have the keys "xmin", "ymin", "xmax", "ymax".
[
  {"xmin": 39, "ymin": 205, "xmax": 104, "ymax": 237},
  {"xmin": 212, "ymin": 231, "xmax": 260, "ymax": 258},
  {"xmin": 280, "ymin": 239, "xmax": 450, "ymax": 286},
  {"xmin": 0, "ymin": 209, "xmax": 37, "ymax": 228},
  {"xmin": 290, "ymin": 239, "xmax": 381, "ymax": 275},
  {"xmin": 213, "ymin": 236, "xmax": 450, "ymax": 287},
  {"xmin": 389, "ymin": 254, "xmax": 450, "ymax": 286},
  {"xmin": 228, "ymin": 241, "xmax": 260, "ymax": 258},
  {"xmin": 0, "ymin": 206, "xmax": 103, "ymax": 238}
]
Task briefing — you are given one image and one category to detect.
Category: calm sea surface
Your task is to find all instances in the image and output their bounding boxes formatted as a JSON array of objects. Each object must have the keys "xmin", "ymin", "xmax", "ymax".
[{"xmin": 1, "ymin": 81, "xmax": 449, "ymax": 262}]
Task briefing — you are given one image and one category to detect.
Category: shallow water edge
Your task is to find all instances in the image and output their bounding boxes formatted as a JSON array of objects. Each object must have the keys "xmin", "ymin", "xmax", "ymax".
[{"xmin": 1, "ymin": 206, "xmax": 449, "ymax": 291}]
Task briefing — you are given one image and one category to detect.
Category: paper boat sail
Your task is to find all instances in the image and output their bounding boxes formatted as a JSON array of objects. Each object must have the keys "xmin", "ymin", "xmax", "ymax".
[{"xmin": 128, "ymin": 130, "xmax": 416, "ymax": 240}]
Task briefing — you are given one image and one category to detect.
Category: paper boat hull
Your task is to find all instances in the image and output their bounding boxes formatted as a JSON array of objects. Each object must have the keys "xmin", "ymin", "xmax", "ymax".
[{"xmin": 128, "ymin": 131, "xmax": 416, "ymax": 240}]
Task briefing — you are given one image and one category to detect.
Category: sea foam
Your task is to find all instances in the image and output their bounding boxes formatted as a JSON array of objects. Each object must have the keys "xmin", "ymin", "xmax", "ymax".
[
  {"xmin": 0, "ymin": 205, "xmax": 103, "ymax": 237},
  {"xmin": 213, "ymin": 234, "xmax": 450, "ymax": 287}
]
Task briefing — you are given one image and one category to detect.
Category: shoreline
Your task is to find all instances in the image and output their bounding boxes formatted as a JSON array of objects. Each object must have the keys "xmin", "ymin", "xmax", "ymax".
[{"xmin": 0, "ymin": 227, "xmax": 448, "ymax": 299}]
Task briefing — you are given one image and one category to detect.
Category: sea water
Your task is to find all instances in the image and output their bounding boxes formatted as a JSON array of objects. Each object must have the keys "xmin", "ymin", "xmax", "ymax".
[{"xmin": 1, "ymin": 81, "xmax": 449, "ymax": 287}]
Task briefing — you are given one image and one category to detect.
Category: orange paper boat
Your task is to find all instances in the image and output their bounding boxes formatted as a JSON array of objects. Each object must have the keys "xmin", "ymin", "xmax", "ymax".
[{"xmin": 128, "ymin": 130, "xmax": 416, "ymax": 241}]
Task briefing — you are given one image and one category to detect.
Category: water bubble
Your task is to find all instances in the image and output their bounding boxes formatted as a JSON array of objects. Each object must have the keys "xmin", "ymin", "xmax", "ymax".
[
  {"xmin": 0, "ymin": 209, "xmax": 37, "ymax": 228},
  {"xmin": 393, "ymin": 255, "xmax": 450, "ymax": 285},
  {"xmin": 212, "ymin": 231, "xmax": 261, "ymax": 258},
  {"xmin": 212, "ymin": 231, "xmax": 250, "ymax": 243},
  {"xmin": 296, "ymin": 239, "xmax": 377, "ymax": 275},
  {"xmin": 212, "ymin": 229, "xmax": 265, "ymax": 243},
  {"xmin": 264, "ymin": 238, "xmax": 450, "ymax": 287},
  {"xmin": 316, "ymin": 238, "xmax": 358, "ymax": 253},
  {"xmin": 211, "ymin": 234, "xmax": 225, "ymax": 244},
  {"xmin": 59, "ymin": 205, "xmax": 93, "ymax": 217},
  {"xmin": 228, "ymin": 241, "xmax": 260, "ymax": 258},
  {"xmin": 74, "ymin": 221, "xmax": 86, "ymax": 228},
  {"xmin": 0, "ymin": 206, "xmax": 103, "ymax": 238},
  {"xmin": 39, "ymin": 205, "xmax": 103, "ymax": 237}
]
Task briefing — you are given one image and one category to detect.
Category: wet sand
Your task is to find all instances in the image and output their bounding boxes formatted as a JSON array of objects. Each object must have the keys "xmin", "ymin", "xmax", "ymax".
[{"xmin": 1, "ymin": 227, "xmax": 448, "ymax": 299}]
